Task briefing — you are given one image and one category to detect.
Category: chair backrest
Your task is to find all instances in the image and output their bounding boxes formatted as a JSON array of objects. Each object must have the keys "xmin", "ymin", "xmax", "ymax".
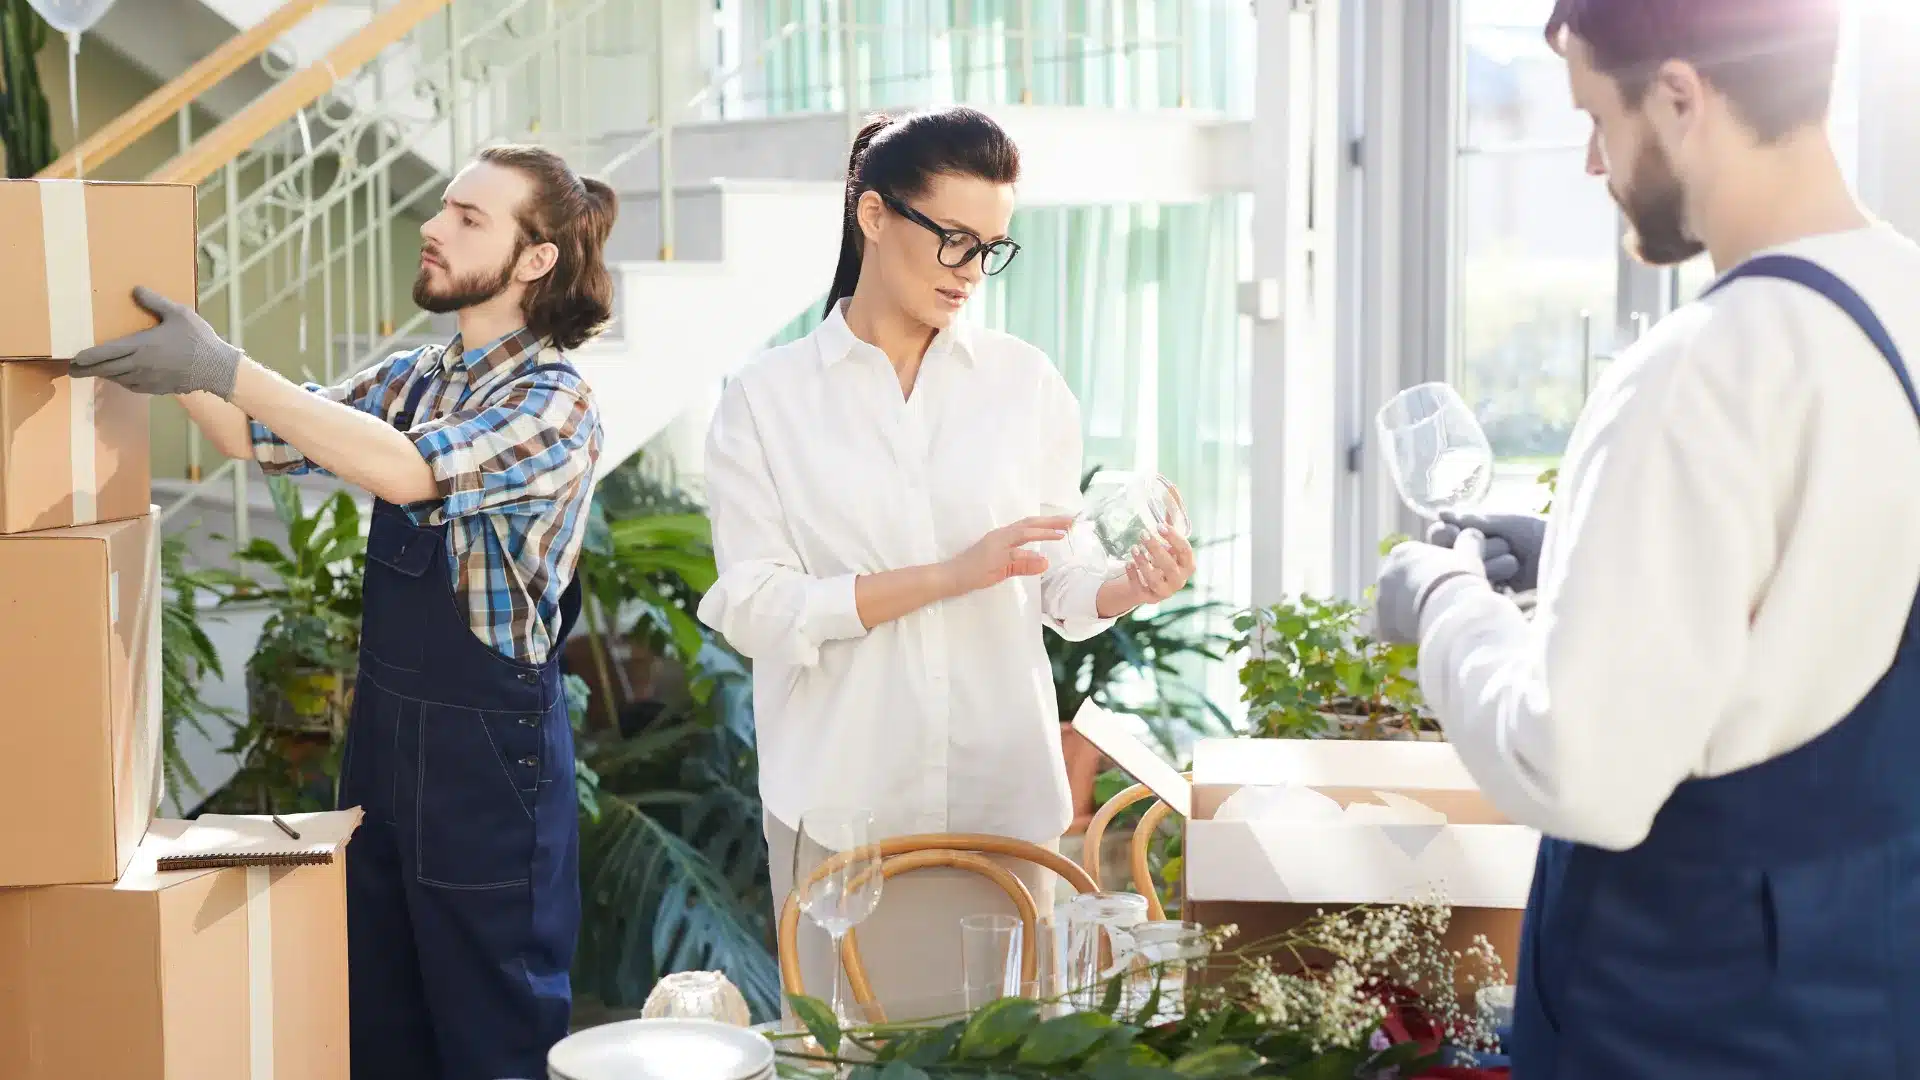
[
  {"xmin": 776, "ymin": 832, "xmax": 1100, "ymax": 1019},
  {"xmin": 1083, "ymin": 777, "xmax": 1188, "ymax": 920}
]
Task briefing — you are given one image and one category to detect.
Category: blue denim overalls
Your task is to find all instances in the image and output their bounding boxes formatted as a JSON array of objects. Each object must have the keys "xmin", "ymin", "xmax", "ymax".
[
  {"xmin": 1509, "ymin": 255, "xmax": 1920, "ymax": 1078},
  {"xmin": 336, "ymin": 362, "xmax": 583, "ymax": 1080}
]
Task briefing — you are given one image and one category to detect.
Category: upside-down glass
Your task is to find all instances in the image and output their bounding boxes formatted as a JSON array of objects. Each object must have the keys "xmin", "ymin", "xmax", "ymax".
[
  {"xmin": 1075, "ymin": 471, "xmax": 1192, "ymax": 570},
  {"xmin": 1375, "ymin": 382, "xmax": 1495, "ymax": 519},
  {"xmin": 793, "ymin": 808, "xmax": 885, "ymax": 1025}
]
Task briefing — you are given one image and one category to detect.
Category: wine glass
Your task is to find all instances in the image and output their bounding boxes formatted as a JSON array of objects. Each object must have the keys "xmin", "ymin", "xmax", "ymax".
[
  {"xmin": 1074, "ymin": 470, "xmax": 1191, "ymax": 568},
  {"xmin": 1375, "ymin": 382, "xmax": 1494, "ymax": 519},
  {"xmin": 793, "ymin": 807, "xmax": 885, "ymax": 1024}
]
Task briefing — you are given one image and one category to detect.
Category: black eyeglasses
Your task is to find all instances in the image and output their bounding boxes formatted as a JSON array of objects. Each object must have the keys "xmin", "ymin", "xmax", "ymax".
[{"xmin": 881, "ymin": 193, "xmax": 1020, "ymax": 276}]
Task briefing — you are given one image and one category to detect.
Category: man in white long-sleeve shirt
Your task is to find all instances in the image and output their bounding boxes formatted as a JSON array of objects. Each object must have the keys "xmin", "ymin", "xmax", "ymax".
[{"xmin": 1374, "ymin": 1, "xmax": 1920, "ymax": 1077}]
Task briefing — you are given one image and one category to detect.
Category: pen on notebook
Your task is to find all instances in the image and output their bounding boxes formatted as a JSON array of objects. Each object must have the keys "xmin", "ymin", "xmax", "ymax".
[{"xmin": 271, "ymin": 814, "xmax": 302, "ymax": 840}]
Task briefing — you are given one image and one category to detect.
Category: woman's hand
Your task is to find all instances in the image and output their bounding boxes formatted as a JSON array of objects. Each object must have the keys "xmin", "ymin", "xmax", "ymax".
[
  {"xmin": 941, "ymin": 515, "xmax": 1075, "ymax": 596},
  {"xmin": 1096, "ymin": 525, "xmax": 1198, "ymax": 617}
]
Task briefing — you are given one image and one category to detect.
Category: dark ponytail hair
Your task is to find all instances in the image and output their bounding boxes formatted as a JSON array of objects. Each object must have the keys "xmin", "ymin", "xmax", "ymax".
[{"xmin": 823, "ymin": 106, "xmax": 1021, "ymax": 318}]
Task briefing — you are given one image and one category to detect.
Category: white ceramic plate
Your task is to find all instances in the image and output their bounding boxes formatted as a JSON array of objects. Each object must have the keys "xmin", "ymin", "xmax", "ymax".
[{"xmin": 548, "ymin": 1018, "xmax": 776, "ymax": 1080}]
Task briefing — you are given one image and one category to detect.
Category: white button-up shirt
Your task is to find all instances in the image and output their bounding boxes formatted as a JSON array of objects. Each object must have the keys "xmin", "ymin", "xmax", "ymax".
[
  {"xmin": 1417, "ymin": 224, "xmax": 1920, "ymax": 851},
  {"xmin": 697, "ymin": 302, "xmax": 1117, "ymax": 841}
]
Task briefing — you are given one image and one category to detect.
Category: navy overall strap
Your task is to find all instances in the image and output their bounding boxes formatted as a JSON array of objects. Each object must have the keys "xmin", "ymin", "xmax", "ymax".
[
  {"xmin": 1708, "ymin": 254, "xmax": 1920, "ymax": 421},
  {"xmin": 394, "ymin": 360, "xmax": 437, "ymax": 430}
]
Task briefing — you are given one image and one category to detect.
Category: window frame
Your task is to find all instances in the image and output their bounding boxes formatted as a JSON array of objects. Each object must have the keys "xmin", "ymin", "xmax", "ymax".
[{"xmin": 1337, "ymin": 0, "xmax": 1873, "ymax": 597}]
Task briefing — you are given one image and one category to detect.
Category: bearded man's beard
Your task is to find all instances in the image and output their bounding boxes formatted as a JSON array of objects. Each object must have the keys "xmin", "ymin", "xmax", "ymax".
[
  {"xmin": 1613, "ymin": 136, "xmax": 1705, "ymax": 267},
  {"xmin": 413, "ymin": 243, "xmax": 521, "ymax": 313}
]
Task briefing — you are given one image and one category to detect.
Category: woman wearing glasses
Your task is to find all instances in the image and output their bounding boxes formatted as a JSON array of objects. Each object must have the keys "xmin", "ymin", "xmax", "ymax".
[{"xmin": 698, "ymin": 106, "xmax": 1195, "ymax": 1007}]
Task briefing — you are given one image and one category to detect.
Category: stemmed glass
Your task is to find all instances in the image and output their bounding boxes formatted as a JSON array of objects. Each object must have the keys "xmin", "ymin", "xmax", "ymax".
[
  {"xmin": 1374, "ymin": 382, "xmax": 1495, "ymax": 519},
  {"xmin": 793, "ymin": 807, "xmax": 885, "ymax": 1025}
]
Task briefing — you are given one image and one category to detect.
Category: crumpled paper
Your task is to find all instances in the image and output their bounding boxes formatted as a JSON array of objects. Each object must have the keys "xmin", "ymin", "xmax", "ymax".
[{"xmin": 1215, "ymin": 784, "xmax": 1447, "ymax": 825}]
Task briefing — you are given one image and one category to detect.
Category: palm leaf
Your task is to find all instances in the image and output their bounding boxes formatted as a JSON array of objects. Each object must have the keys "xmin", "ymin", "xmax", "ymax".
[{"xmin": 575, "ymin": 795, "xmax": 781, "ymax": 1019}]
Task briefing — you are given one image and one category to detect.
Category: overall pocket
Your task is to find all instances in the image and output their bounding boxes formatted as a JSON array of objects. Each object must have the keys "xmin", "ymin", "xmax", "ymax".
[
  {"xmin": 1564, "ymin": 856, "xmax": 1777, "ymax": 1013},
  {"xmin": 361, "ymin": 523, "xmax": 440, "ymax": 672},
  {"xmin": 414, "ymin": 701, "xmax": 543, "ymax": 889}
]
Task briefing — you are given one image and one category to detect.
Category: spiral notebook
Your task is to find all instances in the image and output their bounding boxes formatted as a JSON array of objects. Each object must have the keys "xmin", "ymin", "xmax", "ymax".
[{"xmin": 152, "ymin": 812, "xmax": 355, "ymax": 872}]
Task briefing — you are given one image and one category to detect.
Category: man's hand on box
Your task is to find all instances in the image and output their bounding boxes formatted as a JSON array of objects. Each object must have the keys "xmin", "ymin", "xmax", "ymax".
[{"xmin": 69, "ymin": 286, "xmax": 241, "ymax": 400}]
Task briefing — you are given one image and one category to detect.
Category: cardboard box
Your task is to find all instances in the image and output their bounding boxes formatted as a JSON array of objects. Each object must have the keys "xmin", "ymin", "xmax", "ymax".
[
  {"xmin": 0, "ymin": 179, "xmax": 199, "ymax": 360},
  {"xmin": 0, "ymin": 510, "xmax": 162, "ymax": 886},
  {"xmin": 1183, "ymin": 738, "xmax": 1539, "ymax": 996},
  {"xmin": 0, "ymin": 359, "xmax": 152, "ymax": 533},
  {"xmin": 1070, "ymin": 704, "xmax": 1540, "ymax": 1000},
  {"xmin": 0, "ymin": 810, "xmax": 361, "ymax": 1080}
]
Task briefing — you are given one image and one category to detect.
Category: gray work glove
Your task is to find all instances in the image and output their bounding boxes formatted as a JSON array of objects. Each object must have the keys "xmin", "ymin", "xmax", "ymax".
[
  {"xmin": 1374, "ymin": 530, "xmax": 1487, "ymax": 645},
  {"xmin": 1425, "ymin": 511, "xmax": 1548, "ymax": 592},
  {"xmin": 68, "ymin": 286, "xmax": 241, "ymax": 399}
]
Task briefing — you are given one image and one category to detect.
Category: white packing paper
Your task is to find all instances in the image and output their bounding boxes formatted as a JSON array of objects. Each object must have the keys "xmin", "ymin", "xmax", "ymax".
[{"xmin": 1215, "ymin": 784, "xmax": 1450, "ymax": 826}]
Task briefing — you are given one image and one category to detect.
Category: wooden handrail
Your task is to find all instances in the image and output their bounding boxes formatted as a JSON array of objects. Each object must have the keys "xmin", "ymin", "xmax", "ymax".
[
  {"xmin": 151, "ymin": 0, "xmax": 450, "ymax": 187},
  {"xmin": 37, "ymin": 0, "xmax": 331, "ymax": 180}
]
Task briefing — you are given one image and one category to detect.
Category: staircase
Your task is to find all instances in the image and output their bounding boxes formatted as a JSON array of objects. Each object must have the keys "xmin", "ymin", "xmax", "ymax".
[{"xmin": 69, "ymin": 1, "xmax": 1248, "ymax": 547}]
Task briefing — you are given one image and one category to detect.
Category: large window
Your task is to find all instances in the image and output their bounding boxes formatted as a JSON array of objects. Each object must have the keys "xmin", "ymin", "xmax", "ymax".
[
  {"xmin": 1453, "ymin": 0, "xmax": 1865, "ymax": 513},
  {"xmin": 1455, "ymin": 0, "xmax": 1610, "ymax": 512}
]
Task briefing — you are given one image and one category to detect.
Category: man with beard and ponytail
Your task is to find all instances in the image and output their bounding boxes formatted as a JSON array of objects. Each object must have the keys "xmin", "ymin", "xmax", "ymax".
[
  {"xmin": 69, "ymin": 144, "xmax": 614, "ymax": 1080},
  {"xmin": 1371, "ymin": 1, "xmax": 1920, "ymax": 1077}
]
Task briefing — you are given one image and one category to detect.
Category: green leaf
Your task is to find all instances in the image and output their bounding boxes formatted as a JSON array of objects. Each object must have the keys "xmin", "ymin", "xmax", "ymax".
[
  {"xmin": 787, "ymin": 994, "xmax": 842, "ymax": 1056},
  {"xmin": 1279, "ymin": 1046, "xmax": 1368, "ymax": 1079},
  {"xmin": 957, "ymin": 998, "xmax": 1041, "ymax": 1059},
  {"xmin": 876, "ymin": 1063, "xmax": 931, "ymax": 1080},
  {"xmin": 1015, "ymin": 1012, "xmax": 1117, "ymax": 1066},
  {"xmin": 1170, "ymin": 1045, "xmax": 1264, "ymax": 1077},
  {"xmin": 901, "ymin": 1021, "xmax": 968, "ymax": 1065},
  {"xmin": 1132, "ymin": 981, "xmax": 1162, "ymax": 1028},
  {"xmin": 1082, "ymin": 1042, "xmax": 1179, "ymax": 1080},
  {"xmin": 1360, "ymin": 1040, "xmax": 1441, "ymax": 1073},
  {"xmin": 1099, "ymin": 975, "xmax": 1127, "ymax": 1017},
  {"xmin": 265, "ymin": 474, "xmax": 303, "ymax": 527}
]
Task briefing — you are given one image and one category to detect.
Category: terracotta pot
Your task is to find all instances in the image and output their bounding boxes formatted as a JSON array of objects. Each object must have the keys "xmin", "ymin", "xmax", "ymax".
[
  {"xmin": 1061, "ymin": 721, "xmax": 1106, "ymax": 835},
  {"xmin": 562, "ymin": 633, "xmax": 668, "ymax": 727}
]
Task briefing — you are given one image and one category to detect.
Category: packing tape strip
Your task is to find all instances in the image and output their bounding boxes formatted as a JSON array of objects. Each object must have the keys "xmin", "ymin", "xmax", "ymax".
[
  {"xmin": 40, "ymin": 179, "xmax": 95, "ymax": 357},
  {"xmin": 41, "ymin": 180, "xmax": 99, "ymax": 520},
  {"xmin": 134, "ymin": 519, "xmax": 162, "ymax": 817},
  {"xmin": 70, "ymin": 377, "xmax": 97, "ymax": 524},
  {"xmin": 247, "ymin": 865, "xmax": 276, "ymax": 1080}
]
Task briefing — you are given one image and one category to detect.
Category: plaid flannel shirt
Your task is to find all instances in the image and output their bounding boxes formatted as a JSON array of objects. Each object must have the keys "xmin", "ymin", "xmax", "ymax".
[{"xmin": 250, "ymin": 327, "xmax": 602, "ymax": 664}]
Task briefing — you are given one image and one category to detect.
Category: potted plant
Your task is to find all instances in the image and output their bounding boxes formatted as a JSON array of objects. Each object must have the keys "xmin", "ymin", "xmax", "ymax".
[
  {"xmin": 0, "ymin": 0, "xmax": 56, "ymax": 178},
  {"xmin": 1230, "ymin": 593, "xmax": 1433, "ymax": 741},
  {"xmin": 561, "ymin": 454, "xmax": 717, "ymax": 728},
  {"xmin": 199, "ymin": 478, "xmax": 366, "ymax": 813},
  {"xmin": 158, "ymin": 532, "xmax": 238, "ymax": 809}
]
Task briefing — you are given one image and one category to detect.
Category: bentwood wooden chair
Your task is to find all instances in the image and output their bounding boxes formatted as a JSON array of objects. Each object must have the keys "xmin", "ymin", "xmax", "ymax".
[
  {"xmin": 776, "ymin": 833, "xmax": 1100, "ymax": 1021},
  {"xmin": 1081, "ymin": 776, "xmax": 1190, "ymax": 921}
]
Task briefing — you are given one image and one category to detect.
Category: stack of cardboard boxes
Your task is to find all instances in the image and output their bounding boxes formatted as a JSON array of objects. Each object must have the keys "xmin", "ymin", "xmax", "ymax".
[{"xmin": 0, "ymin": 179, "xmax": 359, "ymax": 1079}]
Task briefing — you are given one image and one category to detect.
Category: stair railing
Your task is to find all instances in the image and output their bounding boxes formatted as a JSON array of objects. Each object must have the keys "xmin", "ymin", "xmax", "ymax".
[{"xmin": 153, "ymin": 0, "xmax": 1215, "ymax": 548}]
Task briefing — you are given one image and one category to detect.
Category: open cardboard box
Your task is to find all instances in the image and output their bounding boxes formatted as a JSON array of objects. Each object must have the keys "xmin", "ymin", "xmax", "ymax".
[{"xmin": 1071, "ymin": 702, "xmax": 1539, "ymax": 1001}]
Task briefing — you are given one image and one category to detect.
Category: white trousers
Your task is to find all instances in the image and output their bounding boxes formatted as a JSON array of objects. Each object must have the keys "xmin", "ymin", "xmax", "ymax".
[{"xmin": 764, "ymin": 813, "xmax": 1060, "ymax": 1017}]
